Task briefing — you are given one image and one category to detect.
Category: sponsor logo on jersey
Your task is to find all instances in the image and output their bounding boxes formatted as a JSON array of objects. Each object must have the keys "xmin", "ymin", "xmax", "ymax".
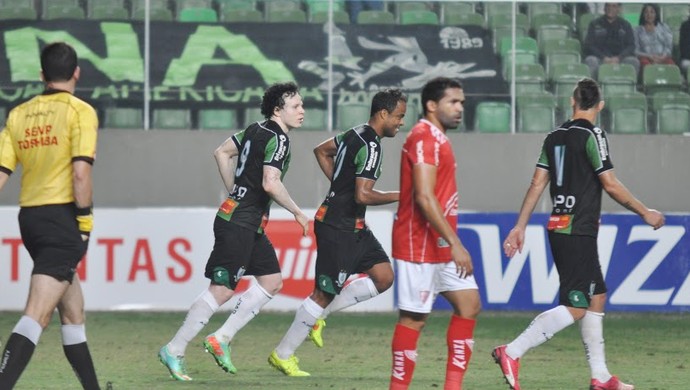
[
  {"xmin": 274, "ymin": 134, "xmax": 288, "ymax": 161},
  {"xmin": 365, "ymin": 141, "xmax": 378, "ymax": 171},
  {"xmin": 547, "ymin": 214, "xmax": 571, "ymax": 230}
]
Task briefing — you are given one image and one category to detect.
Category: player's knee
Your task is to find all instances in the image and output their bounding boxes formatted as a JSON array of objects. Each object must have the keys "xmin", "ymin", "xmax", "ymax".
[
  {"xmin": 264, "ymin": 279, "xmax": 283, "ymax": 296},
  {"xmin": 373, "ymin": 273, "xmax": 394, "ymax": 293}
]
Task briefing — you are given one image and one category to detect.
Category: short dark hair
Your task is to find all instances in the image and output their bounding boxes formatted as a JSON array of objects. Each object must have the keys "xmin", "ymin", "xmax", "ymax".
[
  {"xmin": 41, "ymin": 42, "xmax": 77, "ymax": 83},
  {"xmin": 260, "ymin": 82, "xmax": 300, "ymax": 119},
  {"xmin": 421, "ymin": 77, "xmax": 463, "ymax": 116},
  {"xmin": 370, "ymin": 88, "xmax": 407, "ymax": 118},
  {"xmin": 573, "ymin": 78, "xmax": 601, "ymax": 110},
  {"xmin": 638, "ymin": 3, "xmax": 660, "ymax": 26}
]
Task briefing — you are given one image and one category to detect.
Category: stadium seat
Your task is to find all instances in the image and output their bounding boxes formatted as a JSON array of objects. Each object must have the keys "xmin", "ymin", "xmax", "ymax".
[
  {"xmin": 444, "ymin": 12, "xmax": 485, "ymax": 28},
  {"xmin": 309, "ymin": 10, "xmax": 349, "ymax": 24},
  {"xmin": 526, "ymin": 2, "xmax": 562, "ymax": 25},
  {"xmin": 605, "ymin": 92, "xmax": 648, "ymax": 134},
  {"xmin": 508, "ymin": 63, "xmax": 547, "ymax": 95},
  {"xmin": 400, "ymin": 10, "xmax": 438, "ymax": 25},
  {"xmin": 266, "ymin": 9, "xmax": 307, "ymax": 23},
  {"xmin": 131, "ymin": 0, "xmax": 170, "ymax": 13},
  {"xmin": 393, "ymin": 1, "xmax": 428, "ymax": 22},
  {"xmin": 103, "ymin": 108, "xmax": 144, "ymax": 129},
  {"xmin": 490, "ymin": 13, "xmax": 530, "ymax": 53},
  {"xmin": 88, "ymin": 5, "xmax": 129, "ymax": 20},
  {"xmin": 41, "ymin": 0, "xmax": 78, "ymax": 8},
  {"xmin": 577, "ymin": 12, "xmax": 596, "ymax": 42},
  {"xmin": 660, "ymin": 4, "xmax": 689, "ymax": 22},
  {"xmin": 178, "ymin": 7, "xmax": 218, "ymax": 22},
  {"xmin": 132, "ymin": 7, "xmax": 173, "ymax": 21},
  {"xmin": 336, "ymin": 104, "xmax": 369, "ymax": 130},
  {"xmin": 651, "ymin": 91, "xmax": 690, "ymax": 134},
  {"xmin": 42, "ymin": 5, "xmax": 85, "ymax": 20},
  {"xmin": 474, "ymin": 101, "xmax": 511, "ymax": 133},
  {"xmin": 356, "ymin": 10, "xmax": 394, "ymax": 25},
  {"xmin": 440, "ymin": 2, "xmax": 474, "ymax": 25},
  {"xmin": 152, "ymin": 109, "xmax": 192, "ymax": 129},
  {"xmin": 643, "ymin": 64, "xmax": 684, "ymax": 96},
  {"xmin": 175, "ymin": 0, "xmax": 212, "ymax": 11},
  {"xmin": 502, "ymin": 54, "xmax": 539, "ymax": 80},
  {"xmin": 545, "ymin": 50, "xmax": 581, "ymax": 81},
  {"xmin": 305, "ymin": 0, "xmax": 345, "ymax": 14},
  {"xmin": 215, "ymin": 0, "xmax": 256, "ymax": 11},
  {"xmin": 264, "ymin": 0, "xmax": 301, "ymax": 13},
  {"xmin": 243, "ymin": 107, "xmax": 263, "ymax": 128},
  {"xmin": 301, "ymin": 108, "xmax": 328, "ymax": 131},
  {"xmin": 484, "ymin": 2, "xmax": 515, "ymax": 22},
  {"xmin": 0, "ymin": 6, "xmax": 36, "ymax": 20},
  {"xmin": 597, "ymin": 63, "xmax": 637, "ymax": 97},
  {"xmin": 542, "ymin": 38, "xmax": 581, "ymax": 59},
  {"xmin": 550, "ymin": 63, "xmax": 590, "ymax": 121},
  {"xmin": 400, "ymin": 101, "xmax": 421, "ymax": 132},
  {"xmin": 517, "ymin": 92, "xmax": 557, "ymax": 133},
  {"xmin": 221, "ymin": 8, "xmax": 261, "ymax": 22},
  {"xmin": 531, "ymin": 13, "xmax": 572, "ymax": 53},
  {"xmin": 198, "ymin": 109, "xmax": 238, "ymax": 130},
  {"xmin": 499, "ymin": 36, "xmax": 538, "ymax": 60}
]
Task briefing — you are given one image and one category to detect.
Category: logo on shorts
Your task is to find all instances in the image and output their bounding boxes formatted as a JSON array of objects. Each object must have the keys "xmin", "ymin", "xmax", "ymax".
[
  {"xmin": 568, "ymin": 290, "xmax": 589, "ymax": 308},
  {"xmin": 420, "ymin": 290, "xmax": 431, "ymax": 303},
  {"xmin": 336, "ymin": 270, "xmax": 348, "ymax": 288},
  {"xmin": 234, "ymin": 266, "xmax": 246, "ymax": 283}
]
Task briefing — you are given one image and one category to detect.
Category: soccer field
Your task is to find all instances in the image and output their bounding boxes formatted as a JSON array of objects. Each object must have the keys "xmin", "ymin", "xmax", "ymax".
[{"xmin": 1, "ymin": 311, "xmax": 688, "ymax": 389}]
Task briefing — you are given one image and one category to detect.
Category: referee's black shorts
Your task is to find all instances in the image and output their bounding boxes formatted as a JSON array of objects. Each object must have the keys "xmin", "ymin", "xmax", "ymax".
[
  {"xmin": 19, "ymin": 203, "xmax": 87, "ymax": 282},
  {"xmin": 314, "ymin": 220, "xmax": 389, "ymax": 295},
  {"xmin": 549, "ymin": 232, "xmax": 607, "ymax": 308}
]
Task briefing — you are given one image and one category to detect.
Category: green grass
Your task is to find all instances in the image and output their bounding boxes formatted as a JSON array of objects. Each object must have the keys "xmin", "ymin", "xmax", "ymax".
[{"xmin": 1, "ymin": 311, "xmax": 689, "ymax": 389}]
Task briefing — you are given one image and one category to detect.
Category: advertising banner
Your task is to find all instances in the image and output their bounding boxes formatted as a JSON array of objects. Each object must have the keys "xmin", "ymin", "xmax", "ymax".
[
  {"xmin": 2, "ymin": 208, "xmax": 687, "ymax": 312},
  {"xmin": 0, "ymin": 20, "xmax": 504, "ymax": 111},
  {"xmin": 431, "ymin": 213, "xmax": 690, "ymax": 312},
  {"xmin": 0, "ymin": 207, "xmax": 394, "ymax": 312}
]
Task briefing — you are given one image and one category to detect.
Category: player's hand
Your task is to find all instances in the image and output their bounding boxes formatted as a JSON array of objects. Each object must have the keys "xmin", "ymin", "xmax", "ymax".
[
  {"xmin": 643, "ymin": 209, "xmax": 665, "ymax": 230},
  {"xmin": 451, "ymin": 243, "xmax": 473, "ymax": 278},
  {"xmin": 295, "ymin": 212, "xmax": 310, "ymax": 237},
  {"xmin": 503, "ymin": 227, "xmax": 524, "ymax": 258}
]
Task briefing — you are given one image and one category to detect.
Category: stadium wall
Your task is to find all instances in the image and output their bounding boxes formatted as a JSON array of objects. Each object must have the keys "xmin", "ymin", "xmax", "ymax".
[{"xmin": 0, "ymin": 131, "xmax": 687, "ymax": 212}]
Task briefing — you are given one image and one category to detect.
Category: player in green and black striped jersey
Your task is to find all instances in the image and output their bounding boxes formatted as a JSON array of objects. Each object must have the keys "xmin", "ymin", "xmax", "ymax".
[
  {"xmin": 159, "ymin": 82, "xmax": 309, "ymax": 382},
  {"xmin": 493, "ymin": 78, "xmax": 665, "ymax": 390}
]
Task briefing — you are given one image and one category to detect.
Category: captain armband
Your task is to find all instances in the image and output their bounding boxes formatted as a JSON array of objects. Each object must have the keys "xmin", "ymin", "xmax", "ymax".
[{"xmin": 75, "ymin": 205, "xmax": 94, "ymax": 236}]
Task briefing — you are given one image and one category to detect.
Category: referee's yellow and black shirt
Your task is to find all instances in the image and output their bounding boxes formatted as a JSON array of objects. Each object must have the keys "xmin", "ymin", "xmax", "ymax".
[{"xmin": 0, "ymin": 89, "xmax": 98, "ymax": 207}]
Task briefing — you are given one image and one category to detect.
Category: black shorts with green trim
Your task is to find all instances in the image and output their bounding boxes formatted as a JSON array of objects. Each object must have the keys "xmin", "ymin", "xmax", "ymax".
[
  {"xmin": 549, "ymin": 231, "xmax": 607, "ymax": 308},
  {"xmin": 205, "ymin": 217, "xmax": 280, "ymax": 290},
  {"xmin": 314, "ymin": 220, "xmax": 389, "ymax": 295}
]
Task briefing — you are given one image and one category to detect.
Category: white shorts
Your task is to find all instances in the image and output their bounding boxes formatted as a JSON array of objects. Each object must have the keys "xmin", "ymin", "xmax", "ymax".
[{"xmin": 395, "ymin": 259, "xmax": 478, "ymax": 314}]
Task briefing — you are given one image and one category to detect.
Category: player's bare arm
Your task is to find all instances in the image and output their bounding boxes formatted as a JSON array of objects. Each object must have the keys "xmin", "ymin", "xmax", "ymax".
[
  {"xmin": 214, "ymin": 136, "xmax": 240, "ymax": 193},
  {"xmin": 599, "ymin": 170, "xmax": 665, "ymax": 230},
  {"xmin": 504, "ymin": 168, "xmax": 550, "ymax": 257},
  {"xmin": 0, "ymin": 171, "xmax": 9, "ymax": 193},
  {"xmin": 413, "ymin": 163, "xmax": 472, "ymax": 277},
  {"xmin": 262, "ymin": 165, "xmax": 309, "ymax": 236},
  {"xmin": 314, "ymin": 138, "xmax": 337, "ymax": 181},
  {"xmin": 354, "ymin": 177, "xmax": 399, "ymax": 206}
]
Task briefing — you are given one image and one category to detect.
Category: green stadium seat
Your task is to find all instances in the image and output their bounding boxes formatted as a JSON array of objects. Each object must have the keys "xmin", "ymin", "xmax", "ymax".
[
  {"xmin": 305, "ymin": 0, "xmax": 345, "ymax": 14},
  {"xmin": 577, "ymin": 12, "xmax": 596, "ymax": 42},
  {"xmin": 131, "ymin": 0, "xmax": 170, "ymax": 13},
  {"xmin": 266, "ymin": 9, "xmax": 307, "ymax": 23},
  {"xmin": 545, "ymin": 50, "xmax": 581, "ymax": 80},
  {"xmin": 531, "ymin": 13, "xmax": 572, "ymax": 53},
  {"xmin": 264, "ymin": 0, "xmax": 301, "ymax": 13},
  {"xmin": 550, "ymin": 63, "xmax": 590, "ymax": 122},
  {"xmin": 525, "ymin": 2, "xmax": 562, "ymax": 25},
  {"xmin": 490, "ymin": 13, "xmax": 529, "ymax": 53},
  {"xmin": 393, "ymin": 1, "xmax": 428, "ymax": 22},
  {"xmin": 0, "ymin": 6, "xmax": 36, "ymax": 20},
  {"xmin": 474, "ymin": 101, "xmax": 511, "ymax": 133},
  {"xmin": 336, "ymin": 104, "xmax": 369, "ymax": 130},
  {"xmin": 650, "ymin": 91, "xmax": 690, "ymax": 134},
  {"xmin": 499, "ymin": 36, "xmax": 538, "ymax": 59},
  {"xmin": 215, "ymin": 0, "xmax": 256, "ymax": 11},
  {"xmin": 400, "ymin": 101, "xmax": 421, "ymax": 132},
  {"xmin": 152, "ymin": 109, "xmax": 192, "ymax": 129},
  {"xmin": 175, "ymin": 0, "xmax": 213, "ymax": 11},
  {"xmin": 309, "ymin": 10, "xmax": 349, "ymax": 24},
  {"xmin": 484, "ymin": 2, "xmax": 515, "ymax": 22},
  {"xmin": 643, "ymin": 64, "xmax": 684, "ymax": 96},
  {"xmin": 222, "ymin": 8, "xmax": 262, "ymax": 22},
  {"xmin": 178, "ymin": 7, "xmax": 218, "ymax": 22},
  {"xmin": 103, "ymin": 108, "xmax": 144, "ymax": 129},
  {"xmin": 400, "ymin": 10, "xmax": 438, "ymax": 25},
  {"xmin": 199, "ymin": 109, "xmax": 238, "ymax": 130},
  {"xmin": 509, "ymin": 63, "xmax": 547, "ymax": 95},
  {"xmin": 605, "ymin": 92, "xmax": 648, "ymax": 134},
  {"xmin": 445, "ymin": 12, "xmax": 485, "ymax": 28},
  {"xmin": 88, "ymin": 5, "xmax": 129, "ymax": 20},
  {"xmin": 42, "ymin": 0, "xmax": 79, "ymax": 8},
  {"xmin": 42, "ymin": 5, "xmax": 85, "ymax": 20},
  {"xmin": 661, "ymin": 4, "xmax": 689, "ymax": 21},
  {"xmin": 132, "ymin": 7, "xmax": 174, "ymax": 21},
  {"xmin": 357, "ymin": 10, "xmax": 394, "ymax": 25},
  {"xmin": 1, "ymin": 0, "xmax": 34, "ymax": 7},
  {"xmin": 243, "ymin": 107, "xmax": 264, "ymax": 128},
  {"xmin": 440, "ymin": 2, "xmax": 475, "ymax": 24},
  {"xmin": 597, "ymin": 63, "xmax": 637, "ymax": 97},
  {"xmin": 542, "ymin": 38, "xmax": 581, "ymax": 59},
  {"xmin": 301, "ymin": 108, "xmax": 328, "ymax": 131},
  {"xmin": 517, "ymin": 92, "xmax": 557, "ymax": 133},
  {"xmin": 502, "ymin": 54, "xmax": 539, "ymax": 80}
]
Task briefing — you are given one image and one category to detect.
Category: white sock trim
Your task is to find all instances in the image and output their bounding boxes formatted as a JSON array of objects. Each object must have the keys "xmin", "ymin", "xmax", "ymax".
[
  {"xmin": 61, "ymin": 324, "xmax": 87, "ymax": 345},
  {"xmin": 13, "ymin": 315, "xmax": 42, "ymax": 345},
  {"xmin": 303, "ymin": 297, "xmax": 325, "ymax": 319},
  {"xmin": 200, "ymin": 289, "xmax": 220, "ymax": 311},
  {"xmin": 254, "ymin": 282, "xmax": 273, "ymax": 299}
]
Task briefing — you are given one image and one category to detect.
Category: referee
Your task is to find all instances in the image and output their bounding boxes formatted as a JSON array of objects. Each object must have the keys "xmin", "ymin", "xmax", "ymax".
[{"xmin": 0, "ymin": 42, "xmax": 100, "ymax": 389}]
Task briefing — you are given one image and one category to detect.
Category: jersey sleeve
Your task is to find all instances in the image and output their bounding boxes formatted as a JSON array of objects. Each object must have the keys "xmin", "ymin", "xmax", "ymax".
[
  {"xmin": 0, "ymin": 127, "xmax": 17, "ymax": 174},
  {"xmin": 354, "ymin": 140, "xmax": 382, "ymax": 180},
  {"xmin": 264, "ymin": 133, "xmax": 290, "ymax": 171},
  {"xmin": 70, "ymin": 104, "xmax": 98, "ymax": 164},
  {"xmin": 231, "ymin": 129, "xmax": 245, "ymax": 150},
  {"xmin": 408, "ymin": 132, "xmax": 441, "ymax": 167},
  {"xmin": 585, "ymin": 129, "xmax": 614, "ymax": 174}
]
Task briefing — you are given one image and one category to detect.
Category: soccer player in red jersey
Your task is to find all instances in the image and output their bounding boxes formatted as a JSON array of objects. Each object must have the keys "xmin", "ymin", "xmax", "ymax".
[{"xmin": 390, "ymin": 78, "xmax": 480, "ymax": 390}]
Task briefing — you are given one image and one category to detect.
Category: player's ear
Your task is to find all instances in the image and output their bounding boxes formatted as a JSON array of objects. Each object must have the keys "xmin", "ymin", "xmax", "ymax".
[
  {"xmin": 39, "ymin": 71, "xmax": 45, "ymax": 83},
  {"xmin": 73, "ymin": 66, "xmax": 80, "ymax": 82},
  {"xmin": 597, "ymin": 100, "xmax": 605, "ymax": 112}
]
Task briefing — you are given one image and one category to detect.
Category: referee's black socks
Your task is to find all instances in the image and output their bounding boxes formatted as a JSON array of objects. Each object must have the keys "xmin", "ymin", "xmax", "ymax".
[
  {"xmin": 63, "ymin": 342, "xmax": 101, "ymax": 390},
  {"xmin": 0, "ymin": 333, "xmax": 36, "ymax": 390}
]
